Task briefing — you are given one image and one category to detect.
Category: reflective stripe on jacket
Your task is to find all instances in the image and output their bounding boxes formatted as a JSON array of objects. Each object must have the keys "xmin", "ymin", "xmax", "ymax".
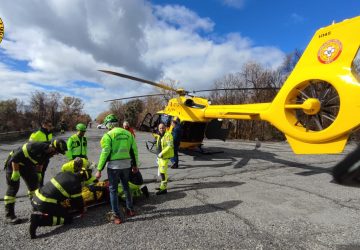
[
  {"xmin": 22, "ymin": 143, "xmax": 38, "ymax": 165},
  {"xmin": 34, "ymin": 172, "xmax": 84, "ymax": 210}
]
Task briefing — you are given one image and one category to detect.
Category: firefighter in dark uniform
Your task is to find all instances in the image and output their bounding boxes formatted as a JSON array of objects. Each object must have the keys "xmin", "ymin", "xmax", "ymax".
[
  {"xmin": 29, "ymin": 169, "xmax": 91, "ymax": 239},
  {"xmin": 29, "ymin": 119, "xmax": 54, "ymax": 186},
  {"xmin": 3, "ymin": 139, "xmax": 67, "ymax": 224}
]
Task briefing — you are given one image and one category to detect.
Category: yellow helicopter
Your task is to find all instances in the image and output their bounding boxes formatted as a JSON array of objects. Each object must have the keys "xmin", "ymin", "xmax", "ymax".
[{"xmin": 100, "ymin": 15, "xmax": 360, "ymax": 154}]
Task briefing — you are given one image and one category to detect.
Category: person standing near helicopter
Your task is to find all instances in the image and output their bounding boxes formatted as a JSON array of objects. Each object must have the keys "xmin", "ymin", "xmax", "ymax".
[
  {"xmin": 170, "ymin": 117, "xmax": 181, "ymax": 169},
  {"xmin": 154, "ymin": 123, "xmax": 174, "ymax": 195}
]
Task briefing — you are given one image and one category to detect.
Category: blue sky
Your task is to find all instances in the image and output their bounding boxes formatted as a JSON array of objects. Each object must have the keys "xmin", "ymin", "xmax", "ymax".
[
  {"xmin": 153, "ymin": 0, "xmax": 360, "ymax": 52},
  {"xmin": 0, "ymin": 0, "xmax": 359, "ymax": 118}
]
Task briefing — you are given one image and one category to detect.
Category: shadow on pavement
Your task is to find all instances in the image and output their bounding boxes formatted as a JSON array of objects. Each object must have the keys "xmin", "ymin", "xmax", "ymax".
[
  {"xmin": 136, "ymin": 180, "xmax": 245, "ymax": 216},
  {"xmin": 180, "ymin": 147, "xmax": 333, "ymax": 176},
  {"xmin": 134, "ymin": 200, "xmax": 242, "ymax": 222}
]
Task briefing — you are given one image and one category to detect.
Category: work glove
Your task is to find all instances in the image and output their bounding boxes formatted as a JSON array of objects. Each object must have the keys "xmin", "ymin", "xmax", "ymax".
[
  {"xmin": 11, "ymin": 171, "xmax": 20, "ymax": 182},
  {"xmin": 157, "ymin": 153, "xmax": 162, "ymax": 159},
  {"xmin": 37, "ymin": 172, "xmax": 42, "ymax": 183}
]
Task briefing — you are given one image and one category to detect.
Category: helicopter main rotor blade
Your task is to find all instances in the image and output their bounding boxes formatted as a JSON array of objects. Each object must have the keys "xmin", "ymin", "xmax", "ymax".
[
  {"xmin": 104, "ymin": 93, "xmax": 166, "ymax": 102},
  {"xmin": 191, "ymin": 87, "xmax": 280, "ymax": 93},
  {"xmin": 99, "ymin": 70, "xmax": 178, "ymax": 92}
]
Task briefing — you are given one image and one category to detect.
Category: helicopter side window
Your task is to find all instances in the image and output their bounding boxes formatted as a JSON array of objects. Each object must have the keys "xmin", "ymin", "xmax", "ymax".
[
  {"xmin": 160, "ymin": 114, "xmax": 173, "ymax": 127},
  {"xmin": 151, "ymin": 114, "xmax": 161, "ymax": 129}
]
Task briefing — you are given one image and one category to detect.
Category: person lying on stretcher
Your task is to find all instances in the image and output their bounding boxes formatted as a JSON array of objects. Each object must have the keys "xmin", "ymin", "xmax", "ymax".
[{"xmin": 61, "ymin": 157, "xmax": 149, "ymax": 207}]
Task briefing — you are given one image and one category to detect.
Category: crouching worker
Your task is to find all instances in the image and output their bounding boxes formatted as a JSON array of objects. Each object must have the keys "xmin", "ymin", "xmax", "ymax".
[
  {"xmin": 29, "ymin": 168, "xmax": 91, "ymax": 239},
  {"xmin": 61, "ymin": 157, "xmax": 97, "ymax": 185},
  {"xmin": 333, "ymin": 145, "xmax": 360, "ymax": 185}
]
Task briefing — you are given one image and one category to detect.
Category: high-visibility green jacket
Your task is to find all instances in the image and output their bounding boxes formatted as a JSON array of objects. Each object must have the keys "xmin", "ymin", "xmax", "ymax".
[
  {"xmin": 154, "ymin": 131, "xmax": 174, "ymax": 159},
  {"xmin": 97, "ymin": 127, "xmax": 139, "ymax": 171},
  {"xmin": 29, "ymin": 127, "xmax": 53, "ymax": 142},
  {"xmin": 66, "ymin": 134, "xmax": 87, "ymax": 160},
  {"xmin": 61, "ymin": 158, "xmax": 88, "ymax": 173},
  {"xmin": 61, "ymin": 158, "xmax": 96, "ymax": 185}
]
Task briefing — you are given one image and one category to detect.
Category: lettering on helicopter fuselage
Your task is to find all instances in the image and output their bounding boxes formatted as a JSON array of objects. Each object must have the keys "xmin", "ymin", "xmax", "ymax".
[
  {"xmin": 167, "ymin": 107, "xmax": 178, "ymax": 112},
  {"xmin": 318, "ymin": 31, "xmax": 331, "ymax": 38}
]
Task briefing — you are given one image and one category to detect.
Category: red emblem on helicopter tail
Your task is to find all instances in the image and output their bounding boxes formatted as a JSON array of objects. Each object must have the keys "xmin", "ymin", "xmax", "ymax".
[{"xmin": 317, "ymin": 39, "xmax": 342, "ymax": 64}]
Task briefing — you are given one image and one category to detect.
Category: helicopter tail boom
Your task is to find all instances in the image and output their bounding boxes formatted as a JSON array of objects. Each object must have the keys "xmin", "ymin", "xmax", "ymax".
[{"xmin": 204, "ymin": 103, "xmax": 271, "ymax": 120}]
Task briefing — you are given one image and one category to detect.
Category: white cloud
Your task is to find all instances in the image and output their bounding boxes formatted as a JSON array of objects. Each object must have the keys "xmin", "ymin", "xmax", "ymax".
[
  {"xmin": 0, "ymin": 0, "xmax": 284, "ymax": 118},
  {"xmin": 153, "ymin": 4, "xmax": 215, "ymax": 32}
]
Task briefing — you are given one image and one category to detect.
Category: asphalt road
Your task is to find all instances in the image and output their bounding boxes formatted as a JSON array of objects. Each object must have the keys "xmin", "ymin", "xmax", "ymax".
[{"xmin": 0, "ymin": 127, "xmax": 359, "ymax": 249}]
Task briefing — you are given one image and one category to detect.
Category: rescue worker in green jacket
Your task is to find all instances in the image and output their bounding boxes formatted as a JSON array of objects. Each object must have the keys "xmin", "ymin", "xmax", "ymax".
[
  {"xmin": 29, "ymin": 169, "xmax": 91, "ymax": 239},
  {"xmin": 153, "ymin": 123, "xmax": 174, "ymax": 195},
  {"xmin": 61, "ymin": 157, "xmax": 97, "ymax": 185},
  {"xmin": 95, "ymin": 114, "xmax": 139, "ymax": 224},
  {"xmin": 4, "ymin": 139, "xmax": 67, "ymax": 224},
  {"xmin": 29, "ymin": 119, "xmax": 54, "ymax": 187},
  {"xmin": 66, "ymin": 123, "xmax": 88, "ymax": 160}
]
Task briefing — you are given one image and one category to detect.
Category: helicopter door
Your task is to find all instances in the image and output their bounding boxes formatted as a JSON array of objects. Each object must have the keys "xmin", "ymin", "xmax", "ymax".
[
  {"xmin": 205, "ymin": 119, "xmax": 231, "ymax": 141},
  {"xmin": 151, "ymin": 114, "xmax": 161, "ymax": 131},
  {"xmin": 139, "ymin": 113, "xmax": 153, "ymax": 132}
]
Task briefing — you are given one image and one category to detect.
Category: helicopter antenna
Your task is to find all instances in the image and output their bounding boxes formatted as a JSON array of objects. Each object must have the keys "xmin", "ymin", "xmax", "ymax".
[
  {"xmin": 104, "ymin": 93, "xmax": 166, "ymax": 102},
  {"xmin": 99, "ymin": 70, "xmax": 179, "ymax": 93}
]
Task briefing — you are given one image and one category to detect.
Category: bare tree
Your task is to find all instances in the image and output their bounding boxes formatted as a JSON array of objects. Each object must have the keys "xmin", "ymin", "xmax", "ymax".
[
  {"xmin": 60, "ymin": 96, "xmax": 85, "ymax": 130},
  {"xmin": 124, "ymin": 99, "xmax": 144, "ymax": 127},
  {"xmin": 109, "ymin": 100, "xmax": 126, "ymax": 122},
  {"xmin": 47, "ymin": 92, "xmax": 61, "ymax": 126},
  {"xmin": 209, "ymin": 62, "xmax": 285, "ymax": 140},
  {"xmin": 30, "ymin": 91, "xmax": 47, "ymax": 126}
]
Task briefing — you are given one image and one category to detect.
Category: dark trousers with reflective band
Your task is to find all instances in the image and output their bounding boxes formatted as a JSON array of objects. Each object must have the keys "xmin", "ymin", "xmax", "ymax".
[
  {"xmin": 4, "ymin": 164, "xmax": 38, "ymax": 217},
  {"xmin": 40, "ymin": 159, "xmax": 50, "ymax": 187},
  {"xmin": 31, "ymin": 196, "xmax": 72, "ymax": 226}
]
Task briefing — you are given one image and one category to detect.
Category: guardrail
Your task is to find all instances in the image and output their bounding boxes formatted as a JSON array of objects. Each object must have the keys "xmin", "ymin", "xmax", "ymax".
[{"xmin": 0, "ymin": 130, "xmax": 32, "ymax": 142}]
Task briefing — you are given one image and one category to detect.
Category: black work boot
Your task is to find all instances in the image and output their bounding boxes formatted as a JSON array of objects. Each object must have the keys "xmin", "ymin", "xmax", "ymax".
[
  {"xmin": 141, "ymin": 186, "xmax": 149, "ymax": 198},
  {"xmin": 156, "ymin": 189, "xmax": 167, "ymax": 195},
  {"xmin": 5, "ymin": 204, "xmax": 22, "ymax": 225},
  {"xmin": 29, "ymin": 214, "xmax": 40, "ymax": 239}
]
